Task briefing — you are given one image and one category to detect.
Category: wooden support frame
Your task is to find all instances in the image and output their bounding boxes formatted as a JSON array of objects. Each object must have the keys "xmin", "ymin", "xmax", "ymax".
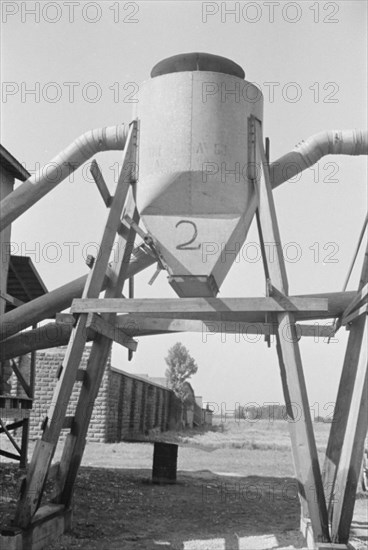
[
  {"xmin": 13, "ymin": 120, "xmax": 138, "ymax": 529},
  {"xmin": 323, "ymin": 244, "xmax": 368, "ymax": 541},
  {"xmin": 4, "ymin": 112, "xmax": 365, "ymax": 550},
  {"xmin": 330, "ymin": 317, "xmax": 367, "ymax": 542},
  {"xmin": 251, "ymin": 117, "xmax": 330, "ymax": 542},
  {"xmin": 0, "ymin": 417, "xmax": 30, "ymax": 468}
]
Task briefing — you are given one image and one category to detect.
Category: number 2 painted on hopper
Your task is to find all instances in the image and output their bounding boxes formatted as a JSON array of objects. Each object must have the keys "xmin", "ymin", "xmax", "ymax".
[{"xmin": 175, "ymin": 220, "xmax": 201, "ymax": 250}]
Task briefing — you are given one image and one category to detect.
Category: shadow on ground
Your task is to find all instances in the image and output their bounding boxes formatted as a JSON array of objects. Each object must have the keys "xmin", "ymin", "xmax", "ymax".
[{"xmin": 44, "ymin": 467, "xmax": 304, "ymax": 549}]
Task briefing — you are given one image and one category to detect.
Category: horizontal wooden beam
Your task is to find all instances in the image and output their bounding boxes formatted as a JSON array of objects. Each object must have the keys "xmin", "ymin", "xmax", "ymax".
[
  {"xmin": 0, "ymin": 419, "xmax": 26, "ymax": 434},
  {"xmin": 72, "ymin": 296, "xmax": 328, "ymax": 315},
  {"xmin": 116, "ymin": 316, "xmax": 336, "ymax": 339},
  {"xmin": 0, "ymin": 396, "xmax": 33, "ymax": 409},
  {"xmin": 0, "ymin": 449, "xmax": 20, "ymax": 461}
]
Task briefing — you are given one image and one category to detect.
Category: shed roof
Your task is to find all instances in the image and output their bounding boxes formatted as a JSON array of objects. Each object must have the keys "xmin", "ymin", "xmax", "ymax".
[
  {"xmin": 6, "ymin": 256, "xmax": 47, "ymax": 312},
  {"xmin": 0, "ymin": 144, "xmax": 30, "ymax": 182}
]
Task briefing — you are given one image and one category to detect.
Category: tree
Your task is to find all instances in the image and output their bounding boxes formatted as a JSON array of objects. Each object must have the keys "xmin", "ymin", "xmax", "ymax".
[{"xmin": 165, "ymin": 342, "xmax": 198, "ymax": 404}]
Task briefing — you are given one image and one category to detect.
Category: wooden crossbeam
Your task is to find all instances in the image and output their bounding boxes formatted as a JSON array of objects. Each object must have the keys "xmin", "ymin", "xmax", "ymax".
[
  {"xmin": 71, "ymin": 296, "xmax": 328, "ymax": 315},
  {"xmin": 0, "ymin": 419, "xmax": 25, "ymax": 434},
  {"xmin": 0, "ymin": 417, "xmax": 21, "ymax": 454},
  {"xmin": 115, "ymin": 316, "xmax": 336, "ymax": 339},
  {"xmin": 253, "ymin": 118, "xmax": 330, "ymax": 541},
  {"xmin": 0, "ymin": 449, "xmax": 21, "ymax": 461}
]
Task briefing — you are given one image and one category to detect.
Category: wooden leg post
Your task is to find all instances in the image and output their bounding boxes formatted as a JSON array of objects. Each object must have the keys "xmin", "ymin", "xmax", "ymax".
[
  {"xmin": 252, "ymin": 118, "xmax": 330, "ymax": 543},
  {"xmin": 323, "ymin": 245, "xmax": 368, "ymax": 522},
  {"xmin": 330, "ymin": 316, "xmax": 367, "ymax": 542}
]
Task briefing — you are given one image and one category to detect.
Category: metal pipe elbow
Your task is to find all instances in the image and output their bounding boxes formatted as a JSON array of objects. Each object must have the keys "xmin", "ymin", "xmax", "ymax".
[
  {"xmin": 271, "ymin": 129, "xmax": 368, "ymax": 188},
  {"xmin": 1, "ymin": 125, "xmax": 127, "ymax": 231}
]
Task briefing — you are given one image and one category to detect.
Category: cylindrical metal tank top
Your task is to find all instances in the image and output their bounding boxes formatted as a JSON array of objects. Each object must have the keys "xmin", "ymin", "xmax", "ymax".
[{"xmin": 135, "ymin": 52, "xmax": 263, "ymax": 297}]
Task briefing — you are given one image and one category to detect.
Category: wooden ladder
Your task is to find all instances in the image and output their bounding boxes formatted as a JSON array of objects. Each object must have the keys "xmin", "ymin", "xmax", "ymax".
[{"xmin": 13, "ymin": 120, "xmax": 139, "ymax": 531}]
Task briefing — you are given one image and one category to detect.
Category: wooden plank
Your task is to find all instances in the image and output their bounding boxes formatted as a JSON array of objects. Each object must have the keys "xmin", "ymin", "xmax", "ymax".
[
  {"xmin": 90, "ymin": 159, "xmax": 112, "ymax": 207},
  {"xmin": 112, "ymin": 291, "xmax": 353, "ymax": 324},
  {"xmin": 57, "ymin": 224, "xmax": 139, "ymax": 506},
  {"xmin": 0, "ymin": 505, "xmax": 72, "ymax": 550},
  {"xmin": 0, "ymin": 449, "xmax": 20, "ymax": 461},
  {"xmin": 55, "ymin": 313, "xmax": 75, "ymax": 325},
  {"xmin": 86, "ymin": 312, "xmax": 137, "ymax": 351},
  {"xmin": 323, "ymin": 244, "xmax": 368, "ymax": 518},
  {"xmin": 342, "ymin": 282, "xmax": 368, "ymax": 319},
  {"xmin": 47, "ymin": 462, "xmax": 61, "ymax": 484},
  {"xmin": 71, "ymin": 296, "xmax": 328, "ymax": 315},
  {"xmin": 10, "ymin": 359, "xmax": 32, "ymax": 398},
  {"xmin": 27, "ymin": 505, "xmax": 71, "ymax": 550},
  {"xmin": 54, "ymin": 129, "xmax": 139, "ymax": 508},
  {"xmin": 0, "ymin": 417, "xmax": 21, "ymax": 453},
  {"xmin": 254, "ymin": 119, "xmax": 329, "ymax": 541},
  {"xmin": 341, "ymin": 303, "xmax": 367, "ymax": 326},
  {"xmin": 62, "ymin": 417, "xmax": 74, "ymax": 430},
  {"xmin": 14, "ymin": 122, "xmax": 138, "ymax": 529},
  {"xmin": 330, "ymin": 316, "xmax": 368, "ymax": 542},
  {"xmin": 0, "ymin": 291, "xmax": 24, "ymax": 307},
  {"xmin": 15, "ymin": 440, "xmax": 55, "ymax": 526},
  {"xmin": 20, "ymin": 417, "xmax": 29, "ymax": 469},
  {"xmin": 75, "ymin": 369, "xmax": 86, "ymax": 382},
  {"xmin": 115, "ymin": 316, "xmax": 336, "ymax": 339},
  {"xmin": 0, "ymin": 419, "xmax": 25, "ymax": 434}
]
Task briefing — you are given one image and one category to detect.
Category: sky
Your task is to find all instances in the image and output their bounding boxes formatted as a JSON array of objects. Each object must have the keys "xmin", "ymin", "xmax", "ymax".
[{"xmin": 1, "ymin": 0, "xmax": 367, "ymax": 415}]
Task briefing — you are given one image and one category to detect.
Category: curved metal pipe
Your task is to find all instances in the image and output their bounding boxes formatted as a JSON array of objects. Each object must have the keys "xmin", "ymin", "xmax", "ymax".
[
  {"xmin": 0, "ymin": 125, "xmax": 127, "ymax": 231},
  {"xmin": 270, "ymin": 129, "xmax": 368, "ymax": 188}
]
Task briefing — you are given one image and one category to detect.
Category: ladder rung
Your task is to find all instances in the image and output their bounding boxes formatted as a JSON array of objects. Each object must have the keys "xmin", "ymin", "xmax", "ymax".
[
  {"xmin": 76, "ymin": 369, "xmax": 86, "ymax": 382},
  {"xmin": 62, "ymin": 417, "xmax": 75, "ymax": 430}
]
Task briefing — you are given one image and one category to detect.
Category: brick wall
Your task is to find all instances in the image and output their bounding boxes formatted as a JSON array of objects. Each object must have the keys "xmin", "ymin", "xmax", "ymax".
[
  {"xmin": 28, "ymin": 345, "xmax": 109, "ymax": 442},
  {"xmin": 27, "ymin": 347, "xmax": 183, "ymax": 443},
  {"xmin": 106, "ymin": 368, "xmax": 182, "ymax": 442}
]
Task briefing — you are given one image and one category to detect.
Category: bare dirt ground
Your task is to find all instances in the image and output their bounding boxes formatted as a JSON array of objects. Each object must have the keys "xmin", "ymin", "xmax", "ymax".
[{"xmin": 1, "ymin": 420, "xmax": 367, "ymax": 549}]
